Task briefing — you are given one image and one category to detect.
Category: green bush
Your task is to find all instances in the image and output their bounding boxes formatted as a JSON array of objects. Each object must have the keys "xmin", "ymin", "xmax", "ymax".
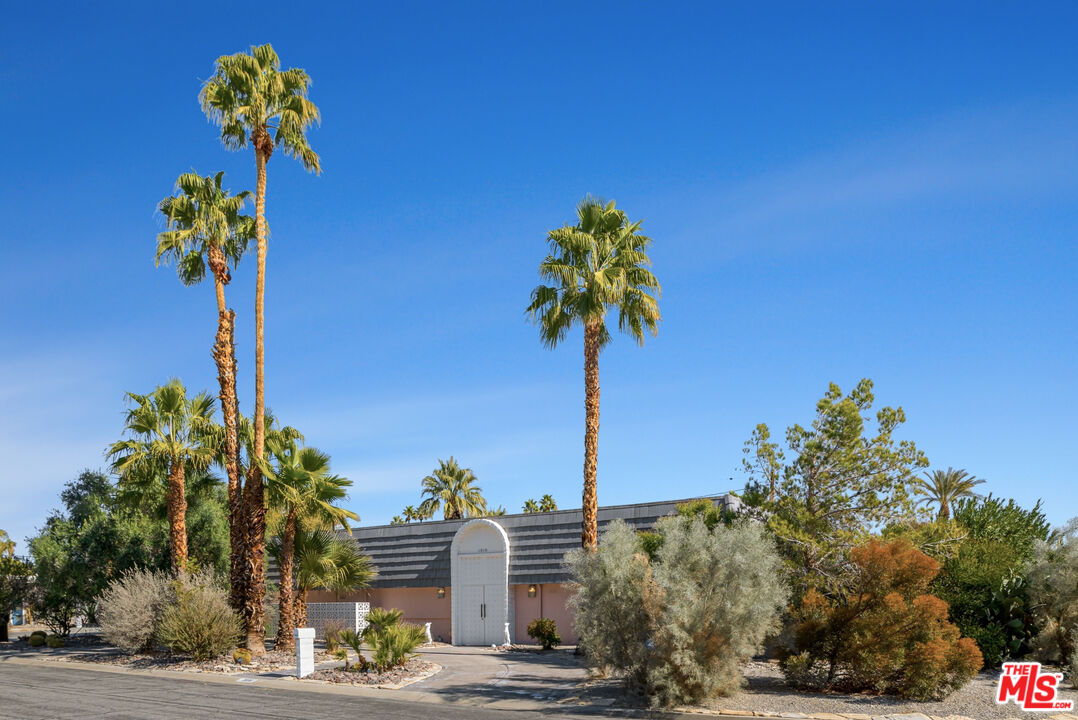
[
  {"xmin": 566, "ymin": 517, "xmax": 786, "ymax": 707},
  {"xmin": 29, "ymin": 630, "xmax": 47, "ymax": 639},
  {"xmin": 331, "ymin": 647, "xmax": 349, "ymax": 669},
  {"xmin": 933, "ymin": 540, "xmax": 1037, "ymax": 666},
  {"xmin": 370, "ymin": 623, "xmax": 426, "ymax": 671},
  {"xmin": 28, "ymin": 634, "xmax": 45, "ymax": 647},
  {"xmin": 45, "ymin": 634, "xmax": 65, "ymax": 648},
  {"xmin": 526, "ymin": 618, "xmax": 560, "ymax": 650},
  {"xmin": 97, "ymin": 569, "xmax": 175, "ymax": 654},
  {"xmin": 156, "ymin": 575, "xmax": 240, "ymax": 660}
]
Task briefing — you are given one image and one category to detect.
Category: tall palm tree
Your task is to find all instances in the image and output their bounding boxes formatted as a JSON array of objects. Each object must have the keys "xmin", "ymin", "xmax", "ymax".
[
  {"xmin": 271, "ymin": 528, "xmax": 374, "ymax": 629},
  {"xmin": 264, "ymin": 440, "xmax": 357, "ymax": 651},
  {"xmin": 522, "ymin": 499, "xmax": 541, "ymax": 513},
  {"xmin": 156, "ymin": 170, "xmax": 253, "ymax": 613},
  {"xmin": 201, "ymin": 43, "xmax": 320, "ymax": 654},
  {"xmin": 418, "ymin": 458, "xmax": 487, "ymax": 520},
  {"xmin": 526, "ymin": 197, "xmax": 661, "ymax": 548},
  {"xmin": 401, "ymin": 505, "xmax": 430, "ymax": 522},
  {"xmin": 538, "ymin": 494, "xmax": 558, "ymax": 512},
  {"xmin": 914, "ymin": 467, "xmax": 986, "ymax": 520},
  {"xmin": 108, "ymin": 380, "xmax": 216, "ymax": 570}
]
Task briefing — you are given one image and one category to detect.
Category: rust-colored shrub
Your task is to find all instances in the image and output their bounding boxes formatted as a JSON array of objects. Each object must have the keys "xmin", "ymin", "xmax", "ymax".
[{"xmin": 782, "ymin": 539, "xmax": 983, "ymax": 700}]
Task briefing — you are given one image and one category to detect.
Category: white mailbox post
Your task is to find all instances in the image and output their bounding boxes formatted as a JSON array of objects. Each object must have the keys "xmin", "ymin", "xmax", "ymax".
[{"xmin": 294, "ymin": 627, "xmax": 315, "ymax": 678}]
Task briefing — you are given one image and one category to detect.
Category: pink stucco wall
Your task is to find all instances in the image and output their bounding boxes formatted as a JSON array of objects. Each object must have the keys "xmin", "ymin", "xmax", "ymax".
[
  {"xmin": 307, "ymin": 586, "xmax": 454, "ymax": 643},
  {"xmin": 309, "ymin": 583, "xmax": 577, "ymax": 645},
  {"xmin": 512, "ymin": 583, "xmax": 577, "ymax": 645}
]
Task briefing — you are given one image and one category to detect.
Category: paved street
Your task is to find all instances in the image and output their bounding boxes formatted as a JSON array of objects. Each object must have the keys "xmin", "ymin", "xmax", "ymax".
[{"xmin": 0, "ymin": 662, "xmax": 738, "ymax": 720}]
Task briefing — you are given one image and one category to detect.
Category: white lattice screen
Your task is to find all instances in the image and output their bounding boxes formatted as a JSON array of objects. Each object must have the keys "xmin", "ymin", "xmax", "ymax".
[{"xmin": 305, "ymin": 602, "xmax": 370, "ymax": 638}]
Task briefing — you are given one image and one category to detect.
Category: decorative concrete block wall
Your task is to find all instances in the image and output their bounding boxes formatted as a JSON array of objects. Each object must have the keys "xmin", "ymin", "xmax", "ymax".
[{"xmin": 305, "ymin": 601, "xmax": 370, "ymax": 638}]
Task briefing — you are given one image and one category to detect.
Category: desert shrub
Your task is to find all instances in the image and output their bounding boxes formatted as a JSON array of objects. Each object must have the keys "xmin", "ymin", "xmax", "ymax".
[
  {"xmin": 232, "ymin": 647, "xmax": 252, "ymax": 665},
  {"xmin": 97, "ymin": 569, "xmax": 175, "ymax": 654},
  {"xmin": 156, "ymin": 574, "xmax": 240, "ymax": 660},
  {"xmin": 370, "ymin": 623, "xmax": 426, "ymax": 671},
  {"xmin": 566, "ymin": 517, "xmax": 786, "ymax": 707},
  {"xmin": 28, "ymin": 634, "xmax": 45, "ymax": 647},
  {"xmin": 331, "ymin": 647, "xmax": 349, "ymax": 669},
  {"xmin": 566, "ymin": 521, "xmax": 653, "ymax": 688},
  {"xmin": 46, "ymin": 634, "xmax": 65, "ymax": 648},
  {"xmin": 527, "ymin": 618, "xmax": 561, "ymax": 650},
  {"xmin": 783, "ymin": 539, "xmax": 983, "ymax": 700},
  {"xmin": 323, "ymin": 620, "xmax": 344, "ymax": 652},
  {"xmin": 1028, "ymin": 517, "xmax": 1078, "ymax": 667},
  {"xmin": 645, "ymin": 515, "xmax": 786, "ymax": 705}
]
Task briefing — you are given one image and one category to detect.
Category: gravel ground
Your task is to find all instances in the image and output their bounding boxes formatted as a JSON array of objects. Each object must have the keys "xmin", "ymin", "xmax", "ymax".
[
  {"xmin": 6, "ymin": 633, "xmax": 333, "ymax": 675},
  {"xmin": 702, "ymin": 660, "xmax": 1078, "ymax": 719},
  {"xmin": 307, "ymin": 657, "xmax": 440, "ymax": 687}
]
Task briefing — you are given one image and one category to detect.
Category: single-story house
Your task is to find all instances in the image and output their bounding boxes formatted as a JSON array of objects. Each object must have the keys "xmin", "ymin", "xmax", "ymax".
[{"xmin": 305, "ymin": 494, "xmax": 741, "ymax": 645}]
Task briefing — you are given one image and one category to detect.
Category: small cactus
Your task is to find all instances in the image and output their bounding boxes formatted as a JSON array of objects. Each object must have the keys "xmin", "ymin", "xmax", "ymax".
[
  {"xmin": 45, "ymin": 635, "xmax": 65, "ymax": 648},
  {"xmin": 232, "ymin": 647, "xmax": 252, "ymax": 665},
  {"xmin": 28, "ymin": 634, "xmax": 46, "ymax": 647}
]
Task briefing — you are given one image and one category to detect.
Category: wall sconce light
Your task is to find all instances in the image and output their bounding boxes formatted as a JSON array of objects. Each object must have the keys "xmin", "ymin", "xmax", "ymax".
[
  {"xmin": 437, "ymin": 587, "xmax": 446, "ymax": 599},
  {"xmin": 527, "ymin": 584, "xmax": 537, "ymax": 598}
]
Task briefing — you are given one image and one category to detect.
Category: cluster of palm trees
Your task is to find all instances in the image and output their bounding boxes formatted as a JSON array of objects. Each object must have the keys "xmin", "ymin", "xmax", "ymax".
[
  {"xmin": 106, "ymin": 40, "xmax": 672, "ymax": 655},
  {"xmin": 106, "ymin": 43, "xmax": 352, "ymax": 656}
]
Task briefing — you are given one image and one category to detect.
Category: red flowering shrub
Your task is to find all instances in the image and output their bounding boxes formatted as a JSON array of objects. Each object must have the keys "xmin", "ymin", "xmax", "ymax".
[{"xmin": 782, "ymin": 539, "xmax": 983, "ymax": 700}]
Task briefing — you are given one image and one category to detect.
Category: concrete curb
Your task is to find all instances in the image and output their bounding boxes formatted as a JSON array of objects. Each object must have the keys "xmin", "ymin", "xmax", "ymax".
[{"xmin": 1, "ymin": 654, "xmax": 1009, "ymax": 720}]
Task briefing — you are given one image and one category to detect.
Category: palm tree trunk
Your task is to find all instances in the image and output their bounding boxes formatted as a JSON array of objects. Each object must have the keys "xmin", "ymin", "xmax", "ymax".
[
  {"xmin": 167, "ymin": 459, "xmax": 188, "ymax": 569},
  {"xmin": 209, "ymin": 258, "xmax": 246, "ymax": 616},
  {"xmin": 582, "ymin": 322, "xmax": 601, "ymax": 549},
  {"xmin": 275, "ymin": 510, "xmax": 297, "ymax": 652},
  {"xmin": 211, "ymin": 297, "xmax": 246, "ymax": 618},
  {"xmin": 292, "ymin": 589, "xmax": 308, "ymax": 629},
  {"xmin": 243, "ymin": 139, "xmax": 270, "ymax": 655}
]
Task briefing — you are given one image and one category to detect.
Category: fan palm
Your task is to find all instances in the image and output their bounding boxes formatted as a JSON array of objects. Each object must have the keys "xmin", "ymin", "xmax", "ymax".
[
  {"xmin": 156, "ymin": 170, "xmax": 253, "ymax": 612},
  {"xmin": 264, "ymin": 440, "xmax": 357, "ymax": 651},
  {"xmin": 107, "ymin": 380, "xmax": 216, "ymax": 570},
  {"xmin": 401, "ymin": 505, "xmax": 429, "ymax": 523},
  {"xmin": 273, "ymin": 528, "xmax": 374, "ymax": 629},
  {"xmin": 201, "ymin": 43, "xmax": 320, "ymax": 654},
  {"xmin": 418, "ymin": 458, "xmax": 487, "ymax": 520},
  {"xmin": 522, "ymin": 499, "xmax": 540, "ymax": 513},
  {"xmin": 539, "ymin": 494, "xmax": 558, "ymax": 512},
  {"xmin": 526, "ymin": 197, "xmax": 661, "ymax": 548},
  {"xmin": 914, "ymin": 467, "xmax": 986, "ymax": 520}
]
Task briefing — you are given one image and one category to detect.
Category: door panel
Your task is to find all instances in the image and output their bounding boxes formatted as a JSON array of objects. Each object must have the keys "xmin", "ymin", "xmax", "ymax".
[
  {"xmin": 484, "ymin": 583, "xmax": 505, "ymax": 644},
  {"xmin": 457, "ymin": 583, "xmax": 485, "ymax": 645}
]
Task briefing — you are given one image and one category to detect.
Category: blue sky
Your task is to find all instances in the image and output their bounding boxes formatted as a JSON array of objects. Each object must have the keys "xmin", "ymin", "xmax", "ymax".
[{"xmin": 1, "ymin": 2, "xmax": 1076, "ymax": 548}]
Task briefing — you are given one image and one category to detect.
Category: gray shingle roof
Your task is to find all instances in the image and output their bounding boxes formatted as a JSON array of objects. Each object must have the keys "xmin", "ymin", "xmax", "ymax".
[{"xmin": 331, "ymin": 494, "xmax": 741, "ymax": 588}]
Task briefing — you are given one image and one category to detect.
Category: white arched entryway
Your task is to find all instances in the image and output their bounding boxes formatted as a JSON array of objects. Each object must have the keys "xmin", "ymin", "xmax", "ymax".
[{"xmin": 450, "ymin": 519, "xmax": 510, "ymax": 645}]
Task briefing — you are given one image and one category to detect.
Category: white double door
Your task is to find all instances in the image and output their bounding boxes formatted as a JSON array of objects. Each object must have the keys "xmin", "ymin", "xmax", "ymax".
[{"xmin": 456, "ymin": 554, "xmax": 506, "ymax": 645}]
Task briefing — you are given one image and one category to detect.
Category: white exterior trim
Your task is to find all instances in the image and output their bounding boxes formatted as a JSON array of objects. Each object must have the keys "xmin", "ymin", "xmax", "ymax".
[{"xmin": 450, "ymin": 519, "xmax": 510, "ymax": 645}]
